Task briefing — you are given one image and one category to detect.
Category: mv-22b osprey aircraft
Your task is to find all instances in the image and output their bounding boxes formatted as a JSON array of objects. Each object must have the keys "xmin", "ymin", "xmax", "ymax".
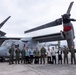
[
  {"xmin": 0, "ymin": 1, "xmax": 76, "ymax": 61},
  {"xmin": 24, "ymin": 1, "xmax": 76, "ymax": 49}
]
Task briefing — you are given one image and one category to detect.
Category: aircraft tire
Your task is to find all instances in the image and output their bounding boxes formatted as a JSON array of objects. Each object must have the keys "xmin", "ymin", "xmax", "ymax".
[{"xmin": 0, "ymin": 57, "xmax": 5, "ymax": 62}]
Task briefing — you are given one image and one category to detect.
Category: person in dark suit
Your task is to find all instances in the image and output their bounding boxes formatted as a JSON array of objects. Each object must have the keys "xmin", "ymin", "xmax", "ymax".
[{"xmin": 58, "ymin": 47, "xmax": 62, "ymax": 64}]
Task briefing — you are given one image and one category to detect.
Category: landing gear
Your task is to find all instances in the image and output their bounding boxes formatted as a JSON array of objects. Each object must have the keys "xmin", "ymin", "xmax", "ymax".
[
  {"xmin": 60, "ymin": 30, "xmax": 65, "ymax": 39},
  {"xmin": 0, "ymin": 57, "xmax": 5, "ymax": 62}
]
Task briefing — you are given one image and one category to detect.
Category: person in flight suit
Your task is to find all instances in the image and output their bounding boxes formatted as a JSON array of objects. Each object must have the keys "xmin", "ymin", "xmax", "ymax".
[
  {"xmin": 63, "ymin": 46, "xmax": 69, "ymax": 64},
  {"xmin": 15, "ymin": 47, "xmax": 20, "ymax": 64},
  {"xmin": 70, "ymin": 46, "xmax": 76, "ymax": 64},
  {"xmin": 40, "ymin": 45, "xmax": 46, "ymax": 64},
  {"xmin": 9, "ymin": 45, "xmax": 14, "ymax": 65},
  {"xmin": 21, "ymin": 47, "xmax": 25, "ymax": 64}
]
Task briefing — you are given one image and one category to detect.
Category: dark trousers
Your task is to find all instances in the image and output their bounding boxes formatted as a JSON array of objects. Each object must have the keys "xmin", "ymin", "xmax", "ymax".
[
  {"xmin": 30, "ymin": 55, "xmax": 33, "ymax": 63},
  {"xmin": 34, "ymin": 56, "xmax": 39, "ymax": 64},
  {"xmin": 52, "ymin": 56, "xmax": 56, "ymax": 64},
  {"xmin": 64, "ymin": 55, "xmax": 68, "ymax": 64},
  {"xmin": 71, "ymin": 55, "xmax": 75, "ymax": 64},
  {"xmin": 15, "ymin": 56, "xmax": 20, "ymax": 64},
  {"xmin": 26, "ymin": 56, "xmax": 29, "ymax": 64},
  {"xmin": 9, "ymin": 55, "xmax": 14, "ymax": 64},
  {"xmin": 47, "ymin": 56, "xmax": 51, "ymax": 63},
  {"xmin": 21, "ymin": 56, "xmax": 25, "ymax": 64},
  {"xmin": 40, "ymin": 55, "xmax": 45, "ymax": 64},
  {"xmin": 58, "ymin": 55, "xmax": 62, "ymax": 64}
]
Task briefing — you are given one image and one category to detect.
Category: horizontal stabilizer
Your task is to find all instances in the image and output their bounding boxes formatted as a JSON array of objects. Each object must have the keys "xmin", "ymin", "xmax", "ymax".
[{"xmin": 0, "ymin": 30, "xmax": 6, "ymax": 36}]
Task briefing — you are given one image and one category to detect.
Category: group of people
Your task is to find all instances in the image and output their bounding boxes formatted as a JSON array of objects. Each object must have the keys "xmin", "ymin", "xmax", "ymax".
[
  {"xmin": 9, "ymin": 45, "xmax": 45, "ymax": 65},
  {"xmin": 9, "ymin": 45, "xmax": 76, "ymax": 65},
  {"xmin": 47, "ymin": 46, "xmax": 76, "ymax": 64}
]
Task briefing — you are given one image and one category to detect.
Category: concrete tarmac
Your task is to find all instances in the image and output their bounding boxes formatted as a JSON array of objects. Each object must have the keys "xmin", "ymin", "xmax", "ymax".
[{"xmin": 0, "ymin": 63, "xmax": 76, "ymax": 75}]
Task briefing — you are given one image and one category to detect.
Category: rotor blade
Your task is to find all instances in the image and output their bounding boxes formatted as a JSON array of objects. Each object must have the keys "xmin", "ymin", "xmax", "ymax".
[
  {"xmin": 24, "ymin": 18, "xmax": 62, "ymax": 33},
  {"xmin": 66, "ymin": 1, "xmax": 74, "ymax": 14},
  {"xmin": 0, "ymin": 16, "xmax": 11, "ymax": 28}
]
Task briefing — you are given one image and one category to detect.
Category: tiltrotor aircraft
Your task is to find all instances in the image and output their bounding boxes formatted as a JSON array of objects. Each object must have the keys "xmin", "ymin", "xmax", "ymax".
[
  {"xmin": 0, "ymin": 1, "xmax": 76, "ymax": 61},
  {"xmin": 24, "ymin": 1, "xmax": 76, "ymax": 49}
]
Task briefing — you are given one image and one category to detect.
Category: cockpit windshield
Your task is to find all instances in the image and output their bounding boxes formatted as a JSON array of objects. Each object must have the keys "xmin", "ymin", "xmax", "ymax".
[{"xmin": 1, "ymin": 40, "xmax": 14, "ymax": 47}]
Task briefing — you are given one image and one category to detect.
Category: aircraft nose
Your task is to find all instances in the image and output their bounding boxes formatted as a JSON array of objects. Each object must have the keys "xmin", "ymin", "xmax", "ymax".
[{"xmin": 0, "ymin": 47, "xmax": 9, "ymax": 56}]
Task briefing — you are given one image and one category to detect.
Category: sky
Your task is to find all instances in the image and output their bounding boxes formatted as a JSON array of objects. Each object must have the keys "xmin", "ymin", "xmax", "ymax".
[{"xmin": 0, "ymin": 0, "xmax": 76, "ymax": 47}]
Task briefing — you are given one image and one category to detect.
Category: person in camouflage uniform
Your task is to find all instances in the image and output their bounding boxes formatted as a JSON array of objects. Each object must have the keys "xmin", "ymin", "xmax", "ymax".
[
  {"xmin": 70, "ymin": 46, "xmax": 76, "ymax": 64},
  {"xmin": 9, "ymin": 45, "xmax": 14, "ymax": 65},
  {"xmin": 34, "ymin": 47, "xmax": 39, "ymax": 64},
  {"xmin": 15, "ymin": 47, "xmax": 20, "ymax": 64},
  {"xmin": 21, "ymin": 47, "xmax": 25, "ymax": 64},
  {"xmin": 40, "ymin": 45, "xmax": 46, "ymax": 64},
  {"xmin": 63, "ymin": 46, "xmax": 69, "ymax": 64}
]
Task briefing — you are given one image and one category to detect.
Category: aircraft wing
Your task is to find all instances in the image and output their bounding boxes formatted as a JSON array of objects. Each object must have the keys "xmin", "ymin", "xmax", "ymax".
[
  {"xmin": 32, "ymin": 33, "xmax": 65, "ymax": 42},
  {"xmin": 0, "ymin": 37, "xmax": 21, "ymax": 40}
]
